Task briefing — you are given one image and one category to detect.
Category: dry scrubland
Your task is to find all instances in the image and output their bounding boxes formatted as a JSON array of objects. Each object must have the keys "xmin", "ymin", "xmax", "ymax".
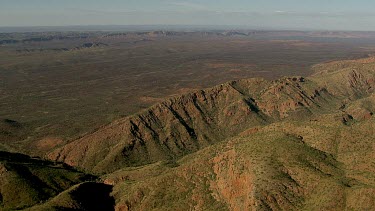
[
  {"xmin": 1, "ymin": 31, "xmax": 375, "ymax": 155},
  {"xmin": 1, "ymin": 31, "xmax": 375, "ymax": 210}
]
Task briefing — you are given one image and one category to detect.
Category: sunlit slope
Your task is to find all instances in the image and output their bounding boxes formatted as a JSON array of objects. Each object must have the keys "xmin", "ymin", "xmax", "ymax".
[{"xmin": 105, "ymin": 127, "xmax": 374, "ymax": 210}]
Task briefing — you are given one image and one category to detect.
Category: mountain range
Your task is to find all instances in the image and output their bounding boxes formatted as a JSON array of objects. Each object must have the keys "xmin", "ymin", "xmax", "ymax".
[{"xmin": 2, "ymin": 56, "xmax": 375, "ymax": 210}]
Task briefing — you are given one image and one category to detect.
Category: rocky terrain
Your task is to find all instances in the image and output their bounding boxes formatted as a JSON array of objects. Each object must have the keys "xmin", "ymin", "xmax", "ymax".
[
  {"xmin": 48, "ymin": 76, "xmax": 335, "ymax": 174},
  {"xmin": 47, "ymin": 56, "xmax": 375, "ymax": 175},
  {"xmin": 2, "ymin": 56, "xmax": 375, "ymax": 210}
]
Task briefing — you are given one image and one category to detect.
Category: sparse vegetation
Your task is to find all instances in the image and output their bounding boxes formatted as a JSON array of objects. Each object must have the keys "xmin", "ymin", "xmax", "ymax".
[
  {"xmin": 1, "ymin": 31, "xmax": 374, "ymax": 156},
  {"xmin": 1, "ymin": 31, "xmax": 375, "ymax": 210}
]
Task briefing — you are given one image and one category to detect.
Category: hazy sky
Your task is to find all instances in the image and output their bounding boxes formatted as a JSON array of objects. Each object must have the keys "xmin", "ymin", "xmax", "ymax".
[{"xmin": 2, "ymin": 0, "xmax": 375, "ymax": 30}]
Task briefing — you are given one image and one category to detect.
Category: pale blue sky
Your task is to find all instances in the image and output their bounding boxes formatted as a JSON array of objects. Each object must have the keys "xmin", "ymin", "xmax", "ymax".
[{"xmin": 1, "ymin": 0, "xmax": 375, "ymax": 30}]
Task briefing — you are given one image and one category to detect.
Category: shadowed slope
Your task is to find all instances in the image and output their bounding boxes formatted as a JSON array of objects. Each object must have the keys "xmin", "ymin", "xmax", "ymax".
[
  {"xmin": 0, "ymin": 151, "xmax": 95, "ymax": 210},
  {"xmin": 27, "ymin": 182, "xmax": 115, "ymax": 211}
]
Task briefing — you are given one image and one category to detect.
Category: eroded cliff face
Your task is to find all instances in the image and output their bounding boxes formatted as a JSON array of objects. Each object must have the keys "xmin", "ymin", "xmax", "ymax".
[{"xmin": 48, "ymin": 75, "xmax": 336, "ymax": 174}]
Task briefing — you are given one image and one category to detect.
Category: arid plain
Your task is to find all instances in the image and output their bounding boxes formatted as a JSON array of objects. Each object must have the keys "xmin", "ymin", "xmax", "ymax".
[{"xmin": 2, "ymin": 30, "xmax": 375, "ymax": 210}]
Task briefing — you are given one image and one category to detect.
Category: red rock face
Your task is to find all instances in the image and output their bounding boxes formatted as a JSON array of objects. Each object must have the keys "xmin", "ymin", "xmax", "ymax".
[{"xmin": 210, "ymin": 149, "xmax": 255, "ymax": 211}]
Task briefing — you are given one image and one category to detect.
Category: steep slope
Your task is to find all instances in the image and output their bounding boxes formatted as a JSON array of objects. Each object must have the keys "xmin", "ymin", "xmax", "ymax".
[
  {"xmin": 49, "ymin": 77, "xmax": 334, "ymax": 174},
  {"xmin": 0, "ymin": 151, "xmax": 95, "ymax": 210},
  {"xmin": 311, "ymin": 56, "xmax": 375, "ymax": 98},
  {"xmin": 105, "ymin": 130, "xmax": 373, "ymax": 211},
  {"xmin": 103, "ymin": 88, "xmax": 375, "ymax": 210}
]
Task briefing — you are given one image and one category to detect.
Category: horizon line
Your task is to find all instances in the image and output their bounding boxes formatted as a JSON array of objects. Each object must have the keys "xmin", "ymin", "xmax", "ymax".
[{"xmin": 1, "ymin": 24, "xmax": 375, "ymax": 33}]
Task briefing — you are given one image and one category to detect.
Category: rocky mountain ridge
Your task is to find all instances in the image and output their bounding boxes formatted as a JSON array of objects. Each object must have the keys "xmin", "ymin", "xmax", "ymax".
[
  {"xmin": 48, "ymin": 56, "xmax": 375, "ymax": 174},
  {"xmin": 3, "ymin": 56, "xmax": 375, "ymax": 210}
]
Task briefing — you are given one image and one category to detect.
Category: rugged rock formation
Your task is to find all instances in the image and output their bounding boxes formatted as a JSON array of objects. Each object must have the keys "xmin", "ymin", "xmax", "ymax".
[
  {"xmin": 49, "ymin": 76, "xmax": 339, "ymax": 173},
  {"xmin": 4, "ymin": 56, "xmax": 375, "ymax": 210}
]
